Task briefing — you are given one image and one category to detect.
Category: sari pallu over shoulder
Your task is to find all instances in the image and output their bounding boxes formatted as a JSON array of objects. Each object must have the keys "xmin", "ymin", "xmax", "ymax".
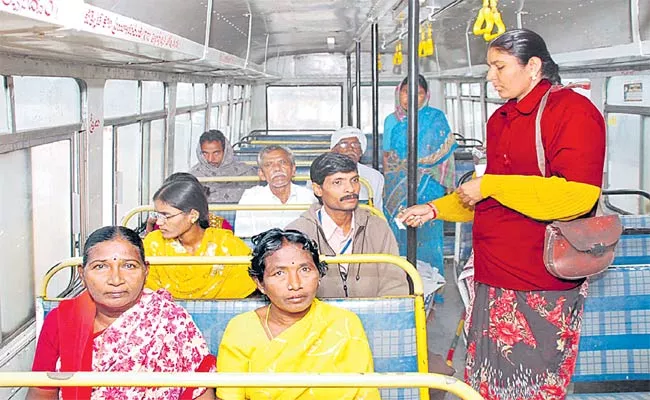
[{"xmin": 57, "ymin": 289, "xmax": 215, "ymax": 400}]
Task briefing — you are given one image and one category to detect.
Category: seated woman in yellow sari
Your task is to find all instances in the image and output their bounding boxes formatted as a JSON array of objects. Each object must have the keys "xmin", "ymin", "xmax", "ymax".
[
  {"xmin": 217, "ymin": 229, "xmax": 380, "ymax": 400},
  {"xmin": 144, "ymin": 179, "xmax": 255, "ymax": 299}
]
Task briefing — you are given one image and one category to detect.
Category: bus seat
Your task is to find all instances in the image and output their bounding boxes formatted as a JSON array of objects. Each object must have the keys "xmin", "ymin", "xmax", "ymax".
[
  {"xmin": 38, "ymin": 296, "xmax": 422, "ymax": 400},
  {"xmin": 613, "ymin": 215, "xmax": 650, "ymax": 265}
]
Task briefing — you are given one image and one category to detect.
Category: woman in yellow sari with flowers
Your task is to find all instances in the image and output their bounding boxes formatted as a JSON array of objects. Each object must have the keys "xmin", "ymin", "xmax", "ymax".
[
  {"xmin": 216, "ymin": 228, "xmax": 380, "ymax": 400},
  {"xmin": 144, "ymin": 179, "xmax": 255, "ymax": 299}
]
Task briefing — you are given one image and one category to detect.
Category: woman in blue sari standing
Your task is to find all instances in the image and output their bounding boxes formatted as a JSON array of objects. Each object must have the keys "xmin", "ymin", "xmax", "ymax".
[{"xmin": 383, "ymin": 75, "xmax": 457, "ymax": 269}]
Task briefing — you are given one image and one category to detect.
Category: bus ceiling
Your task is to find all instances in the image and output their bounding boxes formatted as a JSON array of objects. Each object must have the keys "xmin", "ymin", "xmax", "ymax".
[{"xmin": 0, "ymin": 0, "xmax": 648, "ymax": 81}]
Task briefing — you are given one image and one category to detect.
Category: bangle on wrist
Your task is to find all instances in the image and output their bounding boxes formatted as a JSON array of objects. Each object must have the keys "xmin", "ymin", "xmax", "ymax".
[{"xmin": 426, "ymin": 203, "xmax": 437, "ymax": 219}]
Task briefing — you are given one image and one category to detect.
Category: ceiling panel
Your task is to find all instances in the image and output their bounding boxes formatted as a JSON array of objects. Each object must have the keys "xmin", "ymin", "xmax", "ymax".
[{"xmin": 86, "ymin": 0, "xmax": 208, "ymax": 44}]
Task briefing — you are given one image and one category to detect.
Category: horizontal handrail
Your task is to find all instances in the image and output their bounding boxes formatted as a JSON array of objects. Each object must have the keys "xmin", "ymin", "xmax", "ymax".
[
  {"xmin": 40, "ymin": 254, "xmax": 422, "ymax": 300},
  {"xmin": 196, "ymin": 175, "xmax": 375, "ymax": 207},
  {"xmin": 603, "ymin": 189, "xmax": 650, "ymax": 201},
  {"xmin": 243, "ymin": 160, "xmax": 313, "ymax": 167},
  {"xmin": 121, "ymin": 202, "xmax": 382, "ymax": 227},
  {"xmin": 0, "ymin": 372, "xmax": 482, "ymax": 399},
  {"xmin": 248, "ymin": 140, "xmax": 331, "ymax": 145}
]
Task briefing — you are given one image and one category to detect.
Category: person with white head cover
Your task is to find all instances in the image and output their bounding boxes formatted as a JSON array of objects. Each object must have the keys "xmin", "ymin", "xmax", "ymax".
[{"xmin": 330, "ymin": 126, "xmax": 384, "ymax": 211}]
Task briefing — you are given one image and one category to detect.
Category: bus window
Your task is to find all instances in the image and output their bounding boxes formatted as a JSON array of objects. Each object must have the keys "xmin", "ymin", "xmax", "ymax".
[
  {"xmin": 0, "ymin": 77, "xmax": 9, "ymax": 134},
  {"xmin": 147, "ymin": 119, "xmax": 166, "ymax": 201},
  {"xmin": 142, "ymin": 81, "xmax": 165, "ymax": 113},
  {"xmin": 351, "ymin": 85, "xmax": 395, "ymax": 133},
  {"xmin": 267, "ymin": 86, "xmax": 342, "ymax": 130},
  {"xmin": 104, "ymin": 80, "xmax": 139, "ymax": 118},
  {"xmin": 13, "ymin": 77, "xmax": 81, "ymax": 131},
  {"xmin": 116, "ymin": 123, "xmax": 143, "ymax": 229}
]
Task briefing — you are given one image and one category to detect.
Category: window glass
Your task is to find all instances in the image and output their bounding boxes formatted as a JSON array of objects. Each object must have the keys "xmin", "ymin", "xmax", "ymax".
[
  {"xmin": 31, "ymin": 140, "xmax": 73, "ymax": 298},
  {"xmin": 194, "ymin": 83, "xmax": 206, "ymax": 105},
  {"xmin": 0, "ymin": 148, "xmax": 33, "ymax": 340},
  {"xmin": 0, "ymin": 77, "xmax": 9, "ymax": 134},
  {"xmin": 220, "ymin": 105, "xmax": 230, "ymax": 132},
  {"xmin": 446, "ymin": 82, "xmax": 458, "ymax": 97},
  {"xmin": 445, "ymin": 99, "xmax": 456, "ymax": 132},
  {"xmin": 104, "ymin": 80, "xmax": 139, "ymax": 119},
  {"xmin": 473, "ymin": 101, "xmax": 483, "ymax": 140},
  {"xmin": 115, "ymin": 124, "xmax": 142, "ymax": 229},
  {"xmin": 606, "ymin": 113, "xmax": 642, "ymax": 213},
  {"xmin": 210, "ymin": 106, "xmax": 220, "ymax": 129},
  {"xmin": 14, "ymin": 77, "xmax": 81, "ymax": 131},
  {"xmin": 142, "ymin": 81, "xmax": 165, "ymax": 113},
  {"xmin": 212, "ymin": 83, "xmax": 229, "ymax": 103},
  {"xmin": 190, "ymin": 111, "xmax": 206, "ymax": 167},
  {"xmin": 174, "ymin": 113, "xmax": 192, "ymax": 172},
  {"xmin": 607, "ymin": 75, "xmax": 650, "ymax": 107},
  {"xmin": 102, "ymin": 126, "xmax": 114, "ymax": 225},
  {"xmin": 148, "ymin": 119, "xmax": 166, "ymax": 201},
  {"xmin": 460, "ymin": 83, "xmax": 471, "ymax": 97},
  {"xmin": 177, "ymin": 83, "xmax": 194, "ymax": 108},
  {"xmin": 233, "ymin": 85, "xmax": 242, "ymax": 100},
  {"xmin": 352, "ymin": 86, "xmax": 396, "ymax": 134},
  {"xmin": 470, "ymin": 83, "xmax": 481, "ymax": 97},
  {"xmin": 486, "ymin": 82, "xmax": 500, "ymax": 99},
  {"xmin": 267, "ymin": 86, "xmax": 341, "ymax": 130},
  {"xmin": 461, "ymin": 100, "xmax": 473, "ymax": 136}
]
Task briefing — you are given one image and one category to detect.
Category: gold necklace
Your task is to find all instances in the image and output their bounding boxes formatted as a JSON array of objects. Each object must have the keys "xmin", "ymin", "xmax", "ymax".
[{"xmin": 264, "ymin": 304, "xmax": 274, "ymax": 339}]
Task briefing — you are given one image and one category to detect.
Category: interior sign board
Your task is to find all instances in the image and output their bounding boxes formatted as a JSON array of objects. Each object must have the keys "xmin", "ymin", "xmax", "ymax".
[{"xmin": 623, "ymin": 82, "xmax": 643, "ymax": 102}]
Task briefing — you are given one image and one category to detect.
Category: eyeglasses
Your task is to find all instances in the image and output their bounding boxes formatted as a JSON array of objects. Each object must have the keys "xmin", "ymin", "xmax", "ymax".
[
  {"xmin": 151, "ymin": 211, "xmax": 184, "ymax": 224},
  {"xmin": 336, "ymin": 142, "xmax": 362, "ymax": 149}
]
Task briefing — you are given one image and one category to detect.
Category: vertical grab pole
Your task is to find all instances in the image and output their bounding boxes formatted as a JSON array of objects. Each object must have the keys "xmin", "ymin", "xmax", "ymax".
[
  {"xmin": 406, "ymin": 0, "xmax": 420, "ymax": 271},
  {"xmin": 355, "ymin": 41, "xmax": 362, "ymax": 129},
  {"xmin": 371, "ymin": 23, "xmax": 380, "ymax": 170},
  {"xmin": 346, "ymin": 53, "xmax": 353, "ymax": 126}
]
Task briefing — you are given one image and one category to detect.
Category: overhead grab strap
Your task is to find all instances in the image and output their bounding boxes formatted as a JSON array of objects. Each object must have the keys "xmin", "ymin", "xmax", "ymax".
[
  {"xmin": 482, "ymin": 0, "xmax": 506, "ymax": 41},
  {"xmin": 472, "ymin": 0, "xmax": 493, "ymax": 37}
]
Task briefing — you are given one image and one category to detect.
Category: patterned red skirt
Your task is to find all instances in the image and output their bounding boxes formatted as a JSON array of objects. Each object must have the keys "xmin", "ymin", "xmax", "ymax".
[{"xmin": 465, "ymin": 281, "xmax": 588, "ymax": 400}]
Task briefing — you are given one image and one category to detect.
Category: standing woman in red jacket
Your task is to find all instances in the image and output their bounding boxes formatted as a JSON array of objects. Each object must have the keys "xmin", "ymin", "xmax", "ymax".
[{"xmin": 399, "ymin": 29, "xmax": 605, "ymax": 399}]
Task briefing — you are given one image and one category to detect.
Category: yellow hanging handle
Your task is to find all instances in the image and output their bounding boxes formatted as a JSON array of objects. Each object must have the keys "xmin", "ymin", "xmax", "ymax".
[
  {"xmin": 377, "ymin": 53, "xmax": 383, "ymax": 71},
  {"xmin": 424, "ymin": 23, "xmax": 434, "ymax": 56},
  {"xmin": 483, "ymin": 0, "xmax": 506, "ymax": 41},
  {"xmin": 472, "ymin": 0, "xmax": 493, "ymax": 36},
  {"xmin": 418, "ymin": 26, "xmax": 427, "ymax": 57},
  {"xmin": 393, "ymin": 41, "xmax": 403, "ymax": 66}
]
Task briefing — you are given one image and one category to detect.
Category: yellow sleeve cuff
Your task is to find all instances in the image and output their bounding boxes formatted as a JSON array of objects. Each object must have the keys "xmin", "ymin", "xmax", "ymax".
[{"xmin": 431, "ymin": 193, "xmax": 475, "ymax": 223}]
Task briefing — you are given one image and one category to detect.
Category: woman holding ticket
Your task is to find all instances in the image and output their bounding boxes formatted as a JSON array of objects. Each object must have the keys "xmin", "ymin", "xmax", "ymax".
[{"xmin": 398, "ymin": 29, "xmax": 605, "ymax": 400}]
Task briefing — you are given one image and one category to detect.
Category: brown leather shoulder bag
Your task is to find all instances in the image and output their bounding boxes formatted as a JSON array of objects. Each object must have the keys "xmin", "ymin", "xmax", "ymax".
[{"xmin": 535, "ymin": 88, "xmax": 622, "ymax": 280}]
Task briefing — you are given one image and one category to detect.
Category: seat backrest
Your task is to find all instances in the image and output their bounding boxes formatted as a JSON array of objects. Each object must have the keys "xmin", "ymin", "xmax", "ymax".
[
  {"xmin": 39, "ymin": 296, "xmax": 421, "ymax": 400},
  {"xmin": 613, "ymin": 215, "xmax": 650, "ymax": 265},
  {"xmin": 573, "ymin": 265, "xmax": 650, "ymax": 383}
]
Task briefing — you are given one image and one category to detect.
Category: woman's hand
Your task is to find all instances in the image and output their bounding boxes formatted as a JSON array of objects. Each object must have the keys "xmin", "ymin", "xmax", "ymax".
[
  {"xmin": 397, "ymin": 203, "xmax": 438, "ymax": 227},
  {"xmin": 456, "ymin": 177, "xmax": 484, "ymax": 206}
]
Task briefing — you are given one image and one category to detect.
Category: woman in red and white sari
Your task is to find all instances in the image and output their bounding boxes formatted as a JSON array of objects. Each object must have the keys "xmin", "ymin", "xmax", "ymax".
[{"xmin": 28, "ymin": 226, "xmax": 216, "ymax": 400}]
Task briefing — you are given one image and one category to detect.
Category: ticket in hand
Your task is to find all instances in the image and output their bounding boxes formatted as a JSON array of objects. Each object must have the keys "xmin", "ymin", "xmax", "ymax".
[{"xmin": 394, "ymin": 217, "xmax": 407, "ymax": 230}]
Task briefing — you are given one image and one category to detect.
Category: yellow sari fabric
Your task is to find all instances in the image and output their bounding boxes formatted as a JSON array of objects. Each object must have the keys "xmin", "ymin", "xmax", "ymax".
[
  {"xmin": 143, "ymin": 227, "xmax": 255, "ymax": 299},
  {"xmin": 217, "ymin": 299, "xmax": 380, "ymax": 400}
]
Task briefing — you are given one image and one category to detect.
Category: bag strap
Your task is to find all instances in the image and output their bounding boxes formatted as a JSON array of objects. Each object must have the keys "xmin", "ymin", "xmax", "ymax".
[
  {"xmin": 535, "ymin": 86, "xmax": 606, "ymax": 216},
  {"xmin": 534, "ymin": 89, "xmax": 551, "ymax": 177}
]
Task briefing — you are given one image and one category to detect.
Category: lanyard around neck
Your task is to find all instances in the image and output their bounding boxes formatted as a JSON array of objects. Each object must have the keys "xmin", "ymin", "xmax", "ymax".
[{"xmin": 318, "ymin": 209, "xmax": 353, "ymax": 255}]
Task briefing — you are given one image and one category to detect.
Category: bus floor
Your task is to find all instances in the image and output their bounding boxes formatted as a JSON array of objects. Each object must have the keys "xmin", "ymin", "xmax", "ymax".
[{"xmin": 426, "ymin": 258, "xmax": 467, "ymax": 383}]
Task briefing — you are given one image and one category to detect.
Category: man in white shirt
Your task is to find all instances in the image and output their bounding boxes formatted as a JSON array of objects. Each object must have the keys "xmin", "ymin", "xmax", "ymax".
[
  {"xmin": 235, "ymin": 145, "xmax": 315, "ymax": 237},
  {"xmin": 330, "ymin": 126, "xmax": 384, "ymax": 211}
]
